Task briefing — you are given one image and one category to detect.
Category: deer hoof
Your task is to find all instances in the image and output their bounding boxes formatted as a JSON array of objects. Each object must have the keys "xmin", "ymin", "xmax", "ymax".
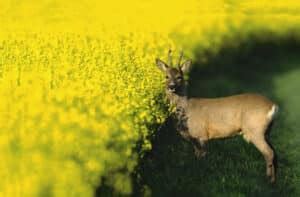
[
  {"xmin": 269, "ymin": 175, "xmax": 276, "ymax": 184},
  {"xmin": 194, "ymin": 149, "xmax": 207, "ymax": 159},
  {"xmin": 267, "ymin": 165, "xmax": 276, "ymax": 183}
]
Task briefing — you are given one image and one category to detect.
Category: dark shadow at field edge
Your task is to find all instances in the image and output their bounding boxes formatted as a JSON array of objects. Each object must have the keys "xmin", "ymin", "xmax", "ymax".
[{"xmin": 132, "ymin": 33, "xmax": 300, "ymax": 197}]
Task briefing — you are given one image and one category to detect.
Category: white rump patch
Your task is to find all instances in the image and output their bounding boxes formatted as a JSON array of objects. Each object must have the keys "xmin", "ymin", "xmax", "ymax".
[{"xmin": 267, "ymin": 104, "xmax": 279, "ymax": 120}]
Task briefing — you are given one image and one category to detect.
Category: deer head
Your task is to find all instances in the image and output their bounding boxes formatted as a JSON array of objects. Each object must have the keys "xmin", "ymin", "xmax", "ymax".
[{"xmin": 155, "ymin": 50, "xmax": 192, "ymax": 95}]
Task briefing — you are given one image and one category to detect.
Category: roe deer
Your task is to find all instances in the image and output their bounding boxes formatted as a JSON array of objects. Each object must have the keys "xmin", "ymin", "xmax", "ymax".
[{"xmin": 155, "ymin": 50, "xmax": 279, "ymax": 183}]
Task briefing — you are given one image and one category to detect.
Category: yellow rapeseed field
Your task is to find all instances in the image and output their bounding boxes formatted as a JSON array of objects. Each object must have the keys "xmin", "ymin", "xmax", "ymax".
[{"xmin": 1, "ymin": 0, "xmax": 300, "ymax": 196}]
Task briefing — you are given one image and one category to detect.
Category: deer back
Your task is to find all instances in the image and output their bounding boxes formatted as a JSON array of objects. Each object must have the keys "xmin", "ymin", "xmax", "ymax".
[{"xmin": 186, "ymin": 93, "xmax": 276, "ymax": 140}]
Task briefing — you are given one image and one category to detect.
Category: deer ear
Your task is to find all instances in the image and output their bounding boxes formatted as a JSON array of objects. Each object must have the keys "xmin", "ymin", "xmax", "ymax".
[
  {"xmin": 155, "ymin": 58, "xmax": 168, "ymax": 72},
  {"xmin": 181, "ymin": 59, "xmax": 192, "ymax": 73}
]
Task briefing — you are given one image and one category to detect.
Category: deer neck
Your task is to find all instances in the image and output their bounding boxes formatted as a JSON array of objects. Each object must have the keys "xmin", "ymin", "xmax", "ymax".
[
  {"xmin": 166, "ymin": 88, "xmax": 188, "ymax": 111},
  {"xmin": 166, "ymin": 87, "xmax": 189, "ymax": 137}
]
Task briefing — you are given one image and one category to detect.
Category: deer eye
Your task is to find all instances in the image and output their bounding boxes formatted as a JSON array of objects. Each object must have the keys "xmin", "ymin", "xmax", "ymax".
[
  {"xmin": 177, "ymin": 76, "xmax": 183, "ymax": 80},
  {"xmin": 166, "ymin": 76, "xmax": 169, "ymax": 79}
]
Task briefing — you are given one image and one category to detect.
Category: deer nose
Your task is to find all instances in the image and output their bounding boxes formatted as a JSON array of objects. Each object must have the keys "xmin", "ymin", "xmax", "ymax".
[{"xmin": 169, "ymin": 84, "xmax": 176, "ymax": 89}]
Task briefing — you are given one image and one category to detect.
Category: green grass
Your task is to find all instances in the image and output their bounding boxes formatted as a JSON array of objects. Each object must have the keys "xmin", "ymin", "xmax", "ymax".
[{"xmin": 134, "ymin": 36, "xmax": 300, "ymax": 196}]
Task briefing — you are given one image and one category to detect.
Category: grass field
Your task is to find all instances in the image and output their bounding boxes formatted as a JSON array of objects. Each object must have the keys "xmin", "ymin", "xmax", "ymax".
[{"xmin": 1, "ymin": 0, "xmax": 300, "ymax": 196}]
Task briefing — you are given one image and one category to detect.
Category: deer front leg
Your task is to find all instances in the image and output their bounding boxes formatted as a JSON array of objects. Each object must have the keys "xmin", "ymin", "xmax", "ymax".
[
  {"xmin": 179, "ymin": 130, "xmax": 190, "ymax": 141},
  {"xmin": 191, "ymin": 138, "xmax": 207, "ymax": 159}
]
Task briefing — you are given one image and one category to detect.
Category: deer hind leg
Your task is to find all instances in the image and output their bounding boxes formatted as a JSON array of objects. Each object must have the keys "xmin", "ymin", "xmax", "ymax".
[{"xmin": 251, "ymin": 133, "xmax": 275, "ymax": 183}]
